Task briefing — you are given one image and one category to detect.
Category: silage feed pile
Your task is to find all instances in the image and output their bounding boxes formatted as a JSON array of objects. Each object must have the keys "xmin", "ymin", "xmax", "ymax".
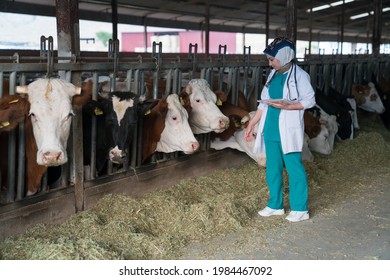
[{"xmin": 0, "ymin": 128, "xmax": 389, "ymax": 260}]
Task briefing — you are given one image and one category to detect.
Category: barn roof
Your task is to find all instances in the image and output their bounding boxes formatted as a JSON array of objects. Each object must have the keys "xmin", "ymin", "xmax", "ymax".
[{"xmin": 1, "ymin": 0, "xmax": 390, "ymax": 44}]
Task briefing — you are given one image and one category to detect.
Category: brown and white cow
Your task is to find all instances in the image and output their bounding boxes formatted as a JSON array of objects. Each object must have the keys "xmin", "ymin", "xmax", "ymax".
[
  {"xmin": 351, "ymin": 82, "xmax": 385, "ymax": 114},
  {"xmin": 211, "ymin": 109, "xmax": 316, "ymax": 166},
  {"xmin": 0, "ymin": 78, "xmax": 92, "ymax": 195},
  {"xmin": 16, "ymin": 79, "xmax": 83, "ymax": 166},
  {"xmin": 305, "ymin": 105, "xmax": 338, "ymax": 155},
  {"xmin": 209, "ymin": 90, "xmax": 250, "ymax": 142},
  {"xmin": 180, "ymin": 79, "xmax": 229, "ymax": 134},
  {"xmin": 142, "ymin": 94, "xmax": 199, "ymax": 163}
]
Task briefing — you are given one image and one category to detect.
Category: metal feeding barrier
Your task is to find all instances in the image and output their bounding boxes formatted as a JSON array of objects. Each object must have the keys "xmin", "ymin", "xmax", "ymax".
[{"xmin": 0, "ymin": 36, "xmax": 388, "ymax": 215}]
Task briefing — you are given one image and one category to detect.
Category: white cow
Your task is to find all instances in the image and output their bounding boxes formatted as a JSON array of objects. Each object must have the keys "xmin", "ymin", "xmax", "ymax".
[
  {"xmin": 183, "ymin": 79, "xmax": 229, "ymax": 134},
  {"xmin": 351, "ymin": 82, "xmax": 385, "ymax": 114},
  {"xmin": 307, "ymin": 105, "xmax": 338, "ymax": 155},
  {"xmin": 16, "ymin": 78, "xmax": 81, "ymax": 166},
  {"xmin": 302, "ymin": 133, "xmax": 314, "ymax": 162},
  {"xmin": 156, "ymin": 94, "xmax": 200, "ymax": 154},
  {"xmin": 211, "ymin": 111, "xmax": 313, "ymax": 167}
]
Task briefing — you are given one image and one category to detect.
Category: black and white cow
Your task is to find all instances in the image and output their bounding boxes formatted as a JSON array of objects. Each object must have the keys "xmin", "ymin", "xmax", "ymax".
[
  {"xmin": 83, "ymin": 91, "xmax": 148, "ymax": 176},
  {"xmin": 315, "ymin": 88, "xmax": 353, "ymax": 140}
]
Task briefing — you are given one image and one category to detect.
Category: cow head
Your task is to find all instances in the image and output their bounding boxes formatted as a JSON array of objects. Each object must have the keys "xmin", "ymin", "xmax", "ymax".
[
  {"xmin": 308, "ymin": 124, "xmax": 332, "ymax": 155},
  {"xmin": 156, "ymin": 94, "xmax": 200, "ymax": 154},
  {"xmin": 182, "ymin": 79, "xmax": 229, "ymax": 134},
  {"xmin": 88, "ymin": 91, "xmax": 146, "ymax": 164},
  {"xmin": 351, "ymin": 83, "xmax": 385, "ymax": 114},
  {"xmin": 16, "ymin": 78, "xmax": 81, "ymax": 166},
  {"xmin": 141, "ymin": 94, "xmax": 199, "ymax": 162}
]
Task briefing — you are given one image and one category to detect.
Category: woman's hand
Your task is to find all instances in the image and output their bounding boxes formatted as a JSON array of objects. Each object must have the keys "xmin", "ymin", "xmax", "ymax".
[
  {"xmin": 244, "ymin": 124, "xmax": 254, "ymax": 142},
  {"xmin": 267, "ymin": 100, "xmax": 290, "ymax": 109}
]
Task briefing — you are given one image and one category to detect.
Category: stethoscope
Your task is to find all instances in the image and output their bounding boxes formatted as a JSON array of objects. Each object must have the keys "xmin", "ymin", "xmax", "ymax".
[{"xmin": 265, "ymin": 62, "xmax": 300, "ymax": 102}]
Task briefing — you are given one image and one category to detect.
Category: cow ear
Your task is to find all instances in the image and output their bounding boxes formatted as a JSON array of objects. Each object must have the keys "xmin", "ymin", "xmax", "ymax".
[
  {"xmin": 16, "ymin": 85, "xmax": 29, "ymax": 95},
  {"xmin": 184, "ymin": 84, "xmax": 192, "ymax": 94},
  {"xmin": 138, "ymin": 100, "xmax": 159, "ymax": 116},
  {"xmin": 214, "ymin": 90, "xmax": 228, "ymax": 103},
  {"xmin": 85, "ymin": 100, "xmax": 106, "ymax": 116}
]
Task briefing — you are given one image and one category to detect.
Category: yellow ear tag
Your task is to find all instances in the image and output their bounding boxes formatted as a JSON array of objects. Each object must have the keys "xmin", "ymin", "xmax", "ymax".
[
  {"xmin": 144, "ymin": 109, "xmax": 151, "ymax": 115},
  {"xmin": 8, "ymin": 99, "xmax": 19, "ymax": 104},
  {"xmin": 180, "ymin": 96, "xmax": 185, "ymax": 105},
  {"xmin": 0, "ymin": 121, "xmax": 10, "ymax": 128},
  {"xmin": 217, "ymin": 98, "xmax": 222, "ymax": 106},
  {"xmin": 94, "ymin": 107, "xmax": 103, "ymax": 116}
]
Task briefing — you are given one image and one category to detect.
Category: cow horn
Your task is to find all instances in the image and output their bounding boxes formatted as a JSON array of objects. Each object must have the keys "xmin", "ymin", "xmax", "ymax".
[
  {"xmin": 75, "ymin": 86, "xmax": 82, "ymax": 95},
  {"xmin": 16, "ymin": 85, "xmax": 29, "ymax": 94}
]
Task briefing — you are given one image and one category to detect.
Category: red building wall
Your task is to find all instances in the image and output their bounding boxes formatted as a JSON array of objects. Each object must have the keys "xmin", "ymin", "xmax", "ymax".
[{"xmin": 121, "ymin": 31, "xmax": 237, "ymax": 54}]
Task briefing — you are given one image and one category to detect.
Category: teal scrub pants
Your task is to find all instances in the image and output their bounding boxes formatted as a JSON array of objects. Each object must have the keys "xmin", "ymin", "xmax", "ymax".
[{"xmin": 264, "ymin": 140, "xmax": 308, "ymax": 211}]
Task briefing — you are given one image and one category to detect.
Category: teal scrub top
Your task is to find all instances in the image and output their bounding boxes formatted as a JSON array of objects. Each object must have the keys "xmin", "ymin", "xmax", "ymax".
[{"xmin": 264, "ymin": 72, "xmax": 288, "ymax": 141}]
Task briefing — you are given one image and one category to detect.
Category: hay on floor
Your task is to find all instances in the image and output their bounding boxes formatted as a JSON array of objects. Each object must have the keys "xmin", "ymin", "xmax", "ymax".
[{"xmin": 0, "ymin": 117, "xmax": 389, "ymax": 260}]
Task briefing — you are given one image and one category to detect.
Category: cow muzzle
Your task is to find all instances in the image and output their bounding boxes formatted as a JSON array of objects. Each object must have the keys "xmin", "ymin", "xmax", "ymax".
[
  {"xmin": 213, "ymin": 116, "xmax": 230, "ymax": 133},
  {"xmin": 109, "ymin": 147, "xmax": 126, "ymax": 164},
  {"xmin": 183, "ymin": 141, "xmax": 200, "ymax": 154},
  {"xmin": 38, "ymin": 150, "xmax": 66, "ymax": 166}
]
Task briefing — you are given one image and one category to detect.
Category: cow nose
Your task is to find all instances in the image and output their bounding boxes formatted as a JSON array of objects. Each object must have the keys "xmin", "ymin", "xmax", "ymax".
[
  {"xmin": 110, "ymin": 149, "xmax": 126, "ymax": 164},
  {"xmin": 220, "ymin": 117, "xmax": 229, "ymax": 129},
  {"xmin": 192, "ymin": 141, "xmax": 200, "ymax": 151},
  {"xmin": 41, "ymin": 151, "xmax": 64, "ymax": 165}
]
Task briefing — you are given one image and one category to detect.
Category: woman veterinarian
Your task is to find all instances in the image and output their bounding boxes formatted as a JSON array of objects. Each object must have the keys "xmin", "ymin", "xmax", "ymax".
[{"xmin": 244, "ymin": 37, "xmax": 316, "ymax": 222}]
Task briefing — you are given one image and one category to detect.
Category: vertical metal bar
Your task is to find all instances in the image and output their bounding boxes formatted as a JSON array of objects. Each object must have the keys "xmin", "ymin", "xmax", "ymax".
[
  {"xmin": 6, "ymin": 72, "xmax": 17, "ymax": 202},
  {"xmin": 0, "ymin": 72, "xmax": 3, "ymax": 98},
  {"xmin": 242, "ymin": 46, "xmax": 250, "ymax": 100},
  {"xmin": 112, "ymin": 0, "xmax": 118, "ymax": 41},
  {"xmin": 88, "ymin": 72, "xmax": 99, "ymax": 179},
  {"xmin": 204, "ymin": 0, "xmax": 210, "ymax": 56},
  {"xmin": 16, "ymin": 74, "xmax": 26, "ymax": 200},
  {"xmin": 130, "ymin": 70, "xmax": 138, "ymax": 169},
  {"xmin": 152, "ymin": 41, "xmax": 162, "ymax": 99},
  {"xmin": 126, "ymin": 69, "xmax": 132, "ymax": 92},
  {"xmin": 165, "ymin": 69, "xmax": 172, "ymax": 98},
  {"xmin": 0, "ymin": 73, "xmax": 2, "ymax": 191},
  {"xmin": 172, "ymin": 68, "xmax": 179, "ymax": 95}
]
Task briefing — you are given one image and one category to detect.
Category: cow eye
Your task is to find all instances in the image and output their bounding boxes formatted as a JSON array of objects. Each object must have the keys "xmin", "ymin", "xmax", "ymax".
[
  {"xmin": 65, "ymin": 112, "xmax": 75, "ymax": 121},
  {"xmin": 29, "ymin": 112, "xmax": 36, "ymax": 121}
]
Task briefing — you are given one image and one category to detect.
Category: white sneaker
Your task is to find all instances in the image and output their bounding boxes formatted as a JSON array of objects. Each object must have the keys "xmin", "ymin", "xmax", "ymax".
[
  {"xmin": 258, "ymin": 206, "xmax": 285, "ymax": 217},
  {"xmin": 286, "ymin": 211, "xmax": 309, "ymax": 222}
]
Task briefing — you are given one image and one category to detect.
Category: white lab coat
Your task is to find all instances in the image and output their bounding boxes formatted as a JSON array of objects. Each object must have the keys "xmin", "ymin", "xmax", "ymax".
[{"xmin": 254, "ymin": 64, "xmax": 316, "ymax": 154}]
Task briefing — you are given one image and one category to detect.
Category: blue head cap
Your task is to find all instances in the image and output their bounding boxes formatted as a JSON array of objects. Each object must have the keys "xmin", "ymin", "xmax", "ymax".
[
  {"xmin": 264, "ymin": 37, "xmax": 296, "ymax": 67},
  {"xmin": 263, "ymin": 37, "xmax": 295, "ymax": 57}
]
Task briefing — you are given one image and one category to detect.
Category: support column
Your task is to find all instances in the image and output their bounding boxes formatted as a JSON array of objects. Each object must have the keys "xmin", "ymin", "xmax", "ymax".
[
  {"xmin": 205, "ymin": 0, "xmax": 210, "ymax": 56},
  {"xmin": 286, "ymin": 0, "xmax": 297, "ymax": 43},
  {"xmin": 55, "ymin": 0, "xmax": 84, "ymax": 212},
  {"xmin": 372, "ymin": 0, "xmax": 382, "ymax": 56}
]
